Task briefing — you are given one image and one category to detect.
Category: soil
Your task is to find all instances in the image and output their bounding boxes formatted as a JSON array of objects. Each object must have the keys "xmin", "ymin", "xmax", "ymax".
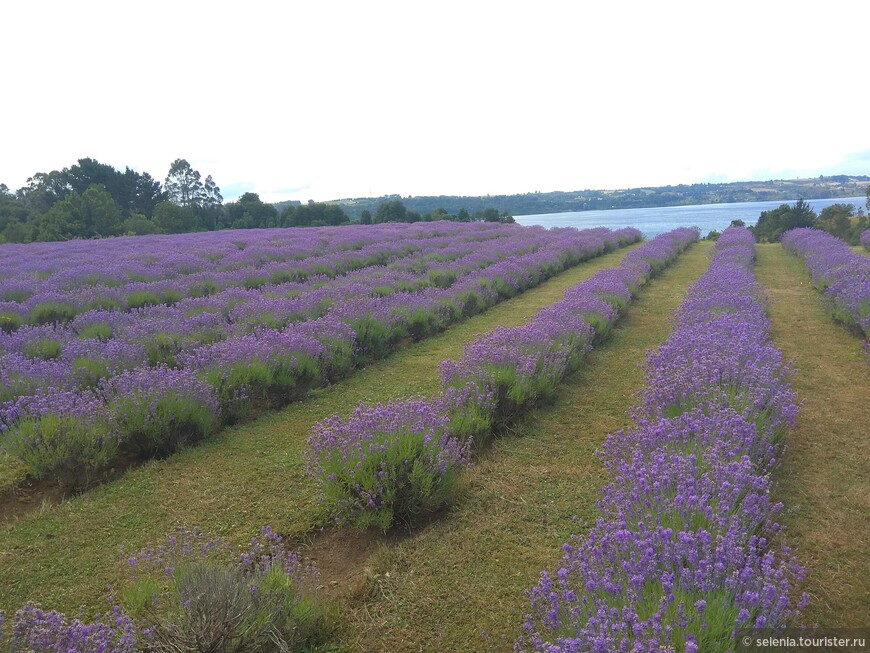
[
  {"xmin": 289, "ymin": 509, "xmax": 451, "ymax": 601},
  {"xmin": 0, "ymin": 476, "xmax": 68, "ymax": 523},
  {"xmin": 0, "ymin": 453, "xmax": 138, "ymax": 523},
  {"xmin": 293, "ymin": 524, "xmax": 409, "ymax": 600}
]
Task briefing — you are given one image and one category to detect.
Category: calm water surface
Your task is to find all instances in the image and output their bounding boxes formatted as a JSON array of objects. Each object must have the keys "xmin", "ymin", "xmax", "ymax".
[{"xmin": 514, "ymin": 197, "xmax": 866, "ymax": 237}]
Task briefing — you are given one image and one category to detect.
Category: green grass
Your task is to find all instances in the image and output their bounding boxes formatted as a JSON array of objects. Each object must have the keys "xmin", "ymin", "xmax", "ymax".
[
  {"xmin": 334, "ymin": 242, "xmax": 713, "ymax": 651},
  {"xmin": 0, "ymin": 242, "xmax": 644, "ymax": 617},
  {"xmin": 755, "ymin": 244, "xmax": 870, "ymax": 628}
]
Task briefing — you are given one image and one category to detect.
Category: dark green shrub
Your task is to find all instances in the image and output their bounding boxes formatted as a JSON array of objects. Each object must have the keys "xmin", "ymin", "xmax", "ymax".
[
  {"xmin": 72, "ymin": 356, "xmax": 112, "ymax": 388},
  {"xmin": 0, "ymin": 311, "xmax": 23, "ymax": 333},
  {"xmin": 1, "ymin": 288, "xmax": 33, "ymax": 302},
  {"xmin": 124, "ymin": 527, "xmax": 330, "ymax": 652},
  {"xmin": 242, "ymin": 275, "xmax": 269, "ymax": 290},
  {"xmin": 22, "ymin": 338, "xmax": 63, "ymax": 360},
  {"xmin": 113, "ymin": 386, "xmax": 219, "ymax": 459},
  {"xmin": 1, "ymin": 412, "xmax": 117, "ymax": 491},
  {"xmin": 143, "ymin": 332, "xmax": 182, "ymax": 367},
  {"xmin": 77, "ymin": 322, "xmax": 113, "ymax": 341},
  {"xmin": 126, "ymin": 291, "xmax": 164, "ymax": 309},
  {"xmin": 189, "ymin": 278, "xmax": 219, "ymax": 297},
  {"xmin": 29, "ymin": 301, "xmax": 77, "ymax": 325},
  {"xmin": 427, "ymin": 269, "xmax": 457, "ymax": 289}
]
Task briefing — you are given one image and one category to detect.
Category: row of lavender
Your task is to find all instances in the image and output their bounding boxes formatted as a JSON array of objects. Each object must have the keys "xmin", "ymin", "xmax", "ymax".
[
  {"xmin": 305, "ymin": 228, "xmax": 700, "ymax": 530},
  {"xmin": 518, "ymin": 227, "xmax": 806, "ymax": 652},
  {"xmin": 1, "ymin": 225, "xmax": 642, "ymax": 401},
  {"xmin": 0, "ymin": 223, "xmax": 523, "ymax": 300},
  {"xmin": 0, "ymin": 226, "xmax": 594, "ymax": 402},
  {"xmin": 0, "ymin": 225, "xmax": 643, "ymax": 490},
  {"xmin": 0, "ymin": 224, "xmax": 553, "ymax": 327},
  {"xmin": 781, "ymin": 228, "xmax": 870, "ymax": 345},
  {"xmin": 0, "ymin": 223, "xmax": 597, "ymax": 363}
]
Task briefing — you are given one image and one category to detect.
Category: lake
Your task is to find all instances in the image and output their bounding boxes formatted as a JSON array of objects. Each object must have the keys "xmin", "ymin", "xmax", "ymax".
[{"xmin": 514, "ymin": 196, "xmax": 867, "ymax": 237}]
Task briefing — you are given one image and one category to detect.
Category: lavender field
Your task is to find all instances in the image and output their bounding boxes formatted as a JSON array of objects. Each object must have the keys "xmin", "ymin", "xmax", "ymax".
[
  {"xmin": 0, "ymin": 224, "xmax": 868, "ymax": 652},
  {"xmin": 0, "ymin": 222, "xmax": 640, "ymax": 491}
]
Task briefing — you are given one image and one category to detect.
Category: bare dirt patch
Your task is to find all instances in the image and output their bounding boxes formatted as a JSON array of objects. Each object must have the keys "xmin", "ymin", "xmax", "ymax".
[{"xmin": 0, "ymin": 476, "xmax": 67, "ymax": 523}]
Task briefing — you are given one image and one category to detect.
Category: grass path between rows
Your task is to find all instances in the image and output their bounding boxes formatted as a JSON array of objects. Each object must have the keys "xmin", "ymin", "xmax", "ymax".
[
  {"xmin": 755, "ymin": 244, "xmax": 870, "ymax": 627},
  {"xmin": 334, "ymin": 242, "xmax": 714, "ymax": 652},
  {"xmin": 0, "ymin": 242, "xmax": 647, "ymax": 616}
]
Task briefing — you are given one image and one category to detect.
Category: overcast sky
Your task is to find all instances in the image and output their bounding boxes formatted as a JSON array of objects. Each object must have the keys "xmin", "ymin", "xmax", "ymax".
[{"xmin": 3, "ymin": 1, "xmax": 868, "ymax": 204}]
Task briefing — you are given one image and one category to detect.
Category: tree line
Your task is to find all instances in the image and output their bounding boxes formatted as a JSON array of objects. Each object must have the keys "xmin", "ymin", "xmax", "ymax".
[
  {"xmin": 325, "ymin": 176, "xmax": 870, "ymax": 221},
  {"xmin": 358, "ymin": 200, "xmax": 513, "ymax": 225},
  {"xmin": 748, "ymin": 195, "xmax": 869, "ymax": 244},
  {"xmin": 0, "ymin": 158, "xmax": 512, "ymax": 243}
]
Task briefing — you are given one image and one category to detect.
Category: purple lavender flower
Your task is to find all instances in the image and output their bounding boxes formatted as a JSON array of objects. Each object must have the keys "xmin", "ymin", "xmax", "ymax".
[
  {"xmin": 7, "ymin": 602, "xmax": 143, "ymax": 652},
  {"xmin": 306, "ymin": 228, "xmax": 697, "ymax": 530},
  {"xmin": 0, "ymin": 388, "xmax": 118, "ymax": 490}
]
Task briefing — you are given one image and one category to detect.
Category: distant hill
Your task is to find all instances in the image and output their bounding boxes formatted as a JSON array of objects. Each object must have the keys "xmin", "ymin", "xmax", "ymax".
[{"xmin": 289, "ymin": 175, "xmax": 870, "ymax": 221}]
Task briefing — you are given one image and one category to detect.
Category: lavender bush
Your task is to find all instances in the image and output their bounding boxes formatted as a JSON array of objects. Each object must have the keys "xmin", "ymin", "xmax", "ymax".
[
  {"xmin": 518, "ymin": 227, "xmax": 807, "ymax": 652},
  {"xmin": 0, "ymin": 311, "xmax": 23, "ymax": 334},
  {"xmin": 0, "ymin": 390, "xmax": 117, "ymax": 491},
  {"xmin": 0, "ymin": 525, "xmax": 327, "ymax": 652},
  {"xmin": 861, "ymin": 228, "xmax": 870, "ymax": 250},
  {"xmin": 28, "ymin": 301, "xmax": 77, "ymax": 326},
  {"xmin": 183, "ymin": 328, "xmax": 326, "ymax": 422},
  {"xmin": 306, "ymin": 397, "xmax": 473, "ymax": 529},
  {"xmin": 440, "ymin": 319, "xmax": 594, "ymax": 426},
  {"xmin": 104, "ymin": 367, "xmax": 221, "ymax": 459},
  {"xmin": 441, "ymin": 228, "xmax": 699, "ymax": 434},
  {"xmin": 124, "ymin": 526, "xmax": 326, "ymax": 652}
]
